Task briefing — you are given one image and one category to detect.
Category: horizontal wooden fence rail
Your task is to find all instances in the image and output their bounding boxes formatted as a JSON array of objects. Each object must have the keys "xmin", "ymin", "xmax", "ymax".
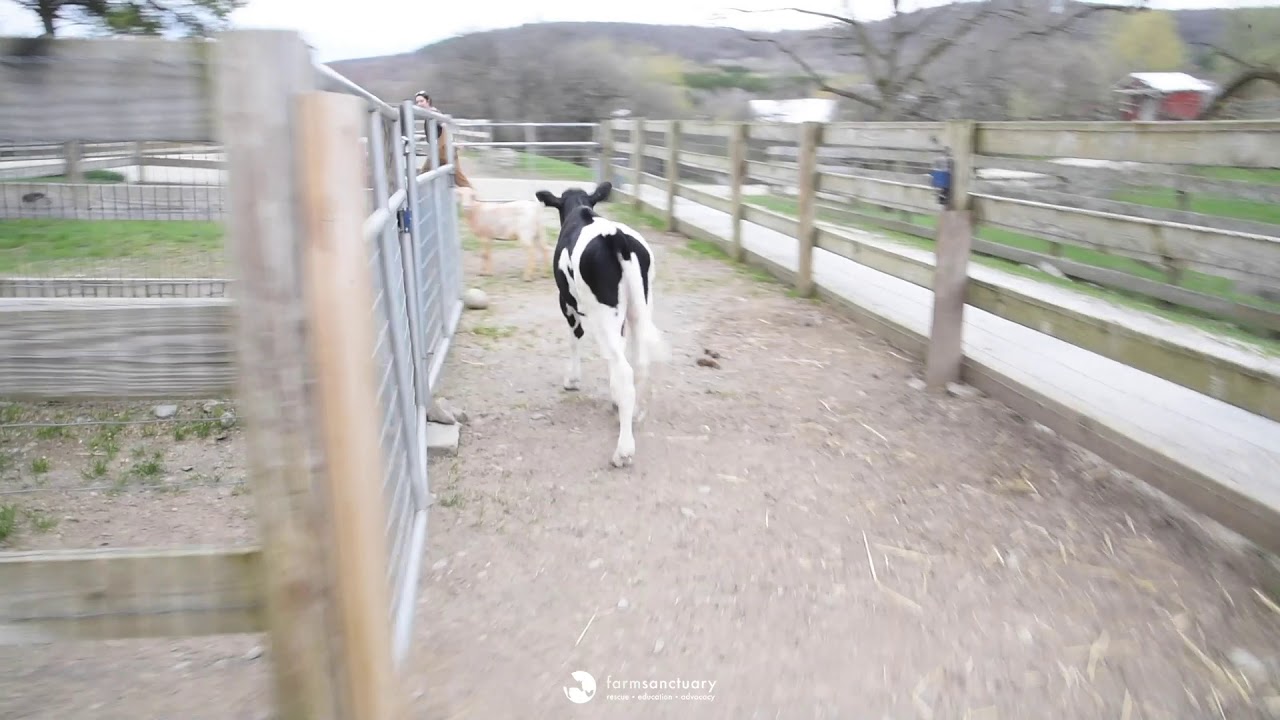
[{"xmin": 606, "ymin": 115, "xmax": 1280, "ymax": 556}]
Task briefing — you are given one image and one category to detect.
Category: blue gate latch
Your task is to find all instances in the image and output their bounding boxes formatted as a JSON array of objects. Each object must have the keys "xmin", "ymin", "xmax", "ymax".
[{"xmin": 929, "ymin": 156, "xmax": 953, "ymax": 207}]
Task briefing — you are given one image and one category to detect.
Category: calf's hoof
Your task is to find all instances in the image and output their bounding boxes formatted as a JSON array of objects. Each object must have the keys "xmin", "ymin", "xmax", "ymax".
[
  {"xmin": 563, "ymin": 378, "xmax": 580, "ymax": 391},
  {"xmin": 610, "ymin": 448, "xmax": 634, "ymax": 468}
]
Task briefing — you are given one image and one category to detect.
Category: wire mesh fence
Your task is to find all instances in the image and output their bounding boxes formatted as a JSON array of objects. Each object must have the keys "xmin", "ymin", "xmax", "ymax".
[{"xmin": 2, "ymin": 39, "xmax": 465, "ymax": 718}]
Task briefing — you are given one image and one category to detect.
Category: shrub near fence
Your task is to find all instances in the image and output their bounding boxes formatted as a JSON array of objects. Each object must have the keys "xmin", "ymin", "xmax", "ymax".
[
  {"xmin": 0, "ymin": 29, "xmax": 463, "ymax": 719},
  {"xmin": 603, "ymin": 116, "xmax": 1280, "ymax": 556}
]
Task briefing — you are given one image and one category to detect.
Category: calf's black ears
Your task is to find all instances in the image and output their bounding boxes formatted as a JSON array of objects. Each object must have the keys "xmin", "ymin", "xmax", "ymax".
[
  {"xmin": 588, "ymin": 181, "xmax": 612, "ymax": 204},
  {"xmin": 535, "ymin": 190, "xmax": 561, "ymax": 208}
]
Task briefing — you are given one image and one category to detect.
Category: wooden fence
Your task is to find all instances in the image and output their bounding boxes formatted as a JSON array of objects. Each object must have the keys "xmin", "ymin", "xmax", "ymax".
[
  {"xmin": 0, "ymin": 29, "xmax": 450, "ymax": 720},
  {"xmin": 602, "ymin": 116, "xmax": 1280, "ymax": 556}
]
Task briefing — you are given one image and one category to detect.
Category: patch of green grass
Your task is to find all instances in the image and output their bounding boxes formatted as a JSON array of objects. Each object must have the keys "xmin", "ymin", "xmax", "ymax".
[
  {"xmin": 437, "ymin": 492, "xmax": 464, "ymax": 508},
  {"xmin": 34, "ymin": 425, "xmax": 67, "ymax": 440},
  {"xmin": 89, "ymin": 424, "xmax": 123, "ymax": 460},
  {"xmin": 599, "ymin": 201, "xmax": 666, "ymax": 232},
  {"xmin": 1189, "ymin": 167, "xmax": 1280, "ymax": 185},
  {"xmin": 30, "ymin": 457, "xmax": 50, "ymax": 475},
  {"xmin": 82, "ymin": 458, "xmax": 110, "ymax": 480},
  {"xmin": 0, "ymin": 405, "xmax": 22, "ymax": 424},
  {"xmin": 14, "ymin": 169, "xmax": 127, "ymax": 184},
  {"xmin": 0, "ymin": 219, "xmax": 224, "ymax": 274},
  {"xmin": 130, "ymin": 451, "xmax": 164, "ymax": 481},
  {"xmin": 26, "ymin": 509, "xmax": 59, "ymax": 533},
  {"xmin": 0, "ymin": 504, "xmax": 17, "ymax": 543},
  {"xmin": 1113, "ymin": 188, "xmax": 1280, "ymax": 226},
  {"xmin": 509, "ymin": 153, "xmax": 596, "ymax": 181},
  {"xmin": 467, "ymin": 324, "xmax": 516, "ymax": 339}
]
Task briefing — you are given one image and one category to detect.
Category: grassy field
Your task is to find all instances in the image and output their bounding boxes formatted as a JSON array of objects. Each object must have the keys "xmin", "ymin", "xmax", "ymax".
[
  {"xmin": 8, "ymin": 169, "xmax": 127, "ymax": 184},
  {"xmin": 1111, "ymin": 188, "xmax": 1280, "ymax": 225},
  {"xmin": 0, "ymin": 218, "xmax": 224, "ymax": 275}
]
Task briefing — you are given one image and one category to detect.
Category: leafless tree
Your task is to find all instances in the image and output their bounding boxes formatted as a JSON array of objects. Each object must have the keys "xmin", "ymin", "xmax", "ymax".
[{"xmin": 734, "ymin": 0, "xmax": 1145, "ymax": 121}]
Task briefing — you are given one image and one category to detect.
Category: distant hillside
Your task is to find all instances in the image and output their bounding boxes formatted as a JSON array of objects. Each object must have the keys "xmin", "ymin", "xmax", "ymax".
[{"xmin": 325, "ymin": 6, "xmax": 1275, "ymax": 122}]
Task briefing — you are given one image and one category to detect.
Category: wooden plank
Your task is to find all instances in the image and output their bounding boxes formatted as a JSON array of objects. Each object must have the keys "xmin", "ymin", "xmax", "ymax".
[
  {"xmin": 680, "ymin": 120, "xmax": 732, "ymax": 138},
  {"xmin": 0, "ymin": 36, "xmax": 216, "ymax": 143},
  {"xmin": 989, "ymin": 186, "xmax": 1280, "ymax": 239},
  {"xmin": 770, "ymin": 145, "xmax": 940, "ymax": 166},
  {"xmin": 971, "ymin": 193, "xmax": 1280, "ymax": 291},
  {"xmin": 298, "ymin": 90, "xmax": 406, "ymax": 720},
  {"xmin": 749, "ymin": 123, "xmax": 800, "ymax": 143},
  {"xmin": 213, "ymin": 28, "xmax": 343, "ymax": 720},
  {"xmin": 818, "ymin": 171, "xmax": 937, "ymax": 212},
  {"xmin": 0, "ymin": 276, "xmax": 232, "ymax": 299},
  {"xmin": 823, "ymin": 122, "xmax": 946, "ymax": 150},
  {"xmin": 973, "ymin": 155, "xmax": 1280, "ymax": 205},
  {"xmin": 674, "ymin": 182, "xmax": 733, "ymax": 215},
  {"xmin": 795, "ymin": 122, "xmax": 821, "ymax": 297},
  {"xmin": 969, "ymin": 239, "xmax": 1280, "ymax": 334},
  {"xmin": 745, "ymin": 159, "xmax": 795, "ymax": 186},
  {"xmin": 742, "ymin": 203, "xmax": 800, "ymax": 239},
  {"xmin": 815, "ymin": 227, "xmax": 934, "ymax": 289},
  {"xmin": 962, "ymin": 281, "xmax": 1280, "ymax": 423},
  {"xmin": 676, "ymin": 149, "xmax": 731, "ymax": 175},
  {"xmin": 974, "ymin": 120, "xmax": 1280, "ymax": 168},
  {"xmin": 0, "ymin": 298, "xmax": 234, "ymax": 399},
  {"xmin": 0, "ymin": 546, "xmax": 263, "ymax": 644}
]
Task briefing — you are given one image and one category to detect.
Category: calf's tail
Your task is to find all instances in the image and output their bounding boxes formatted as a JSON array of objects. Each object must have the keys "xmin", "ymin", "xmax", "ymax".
[{"xmin": 606, "ymin": 230, "xmax": 670, "ymax": 367}]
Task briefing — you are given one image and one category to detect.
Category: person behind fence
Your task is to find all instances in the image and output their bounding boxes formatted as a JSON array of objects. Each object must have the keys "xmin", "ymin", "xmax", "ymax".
[{"xmin": 414, "ymin": 91, "xmax": 472, "ymax": 189}]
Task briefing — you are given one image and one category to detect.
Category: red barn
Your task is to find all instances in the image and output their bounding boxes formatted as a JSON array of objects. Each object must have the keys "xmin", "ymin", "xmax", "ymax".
[{"xmin": 1113, "ymin": 72, "xmax": 1216, "ymax": 121}]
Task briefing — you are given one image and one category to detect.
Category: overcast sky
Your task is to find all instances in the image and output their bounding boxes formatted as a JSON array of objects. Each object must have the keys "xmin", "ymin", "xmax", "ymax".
[{"xmin": 2, "ymin": 0, "xmax": 1279, "ymax": 62}]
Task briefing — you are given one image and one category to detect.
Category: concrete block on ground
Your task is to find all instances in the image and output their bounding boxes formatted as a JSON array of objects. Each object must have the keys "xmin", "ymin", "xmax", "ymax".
[{"xmin": 427, "ymin": 421, "xmax": 460, "ymax": 456}]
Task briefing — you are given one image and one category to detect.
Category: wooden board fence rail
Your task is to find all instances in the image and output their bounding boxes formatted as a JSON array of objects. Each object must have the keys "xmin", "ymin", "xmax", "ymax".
[
  {"xmin": 0, "ymin": 36, "xmax": 217, "ymax": 143},
  {"xmin": 971, "ymin": 193, "xmax": 1280, "ymax": 292},
  {"xmin": 974, "ymin": 120, "xmax": 1280, "ymax": 168},
  {"xmin": 0, "ymin": 547, "xmax": 264, "ymax": 644},
  {"xmin": 0, "ymin": 297, "xmax": 235, "ymax": 399}
]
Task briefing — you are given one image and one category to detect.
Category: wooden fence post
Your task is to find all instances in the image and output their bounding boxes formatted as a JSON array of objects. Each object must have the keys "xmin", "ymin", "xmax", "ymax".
[
  {"xmin": 794, "ymin": 121, "xmax": 822, "ymax": 297},
  {"xmin": 729, "ymin": 122, "xmax": 747, "ymax": 263},
  {"xmin": 924, "ymin": 119, "xmax": 976, "ymax": 391},
  {"xmin": 631, "ymin": 116, "xmax": 644, "ymax": 209},
  {"xmin": 665, "ymin": 119, "xmax": 680, "ymax": 231},
  {"xmin": 298, "ymin": 90, "xmax": 405, "ymax": 720},
  {"xmin": 597, "ymin": 119, "xmax": 613, "ymax": 186},
  {"xmin": 213, "ymin": 29, "xmax": 341, "ymax": 720},
  {"xmin": 133, "ymin": 142, "xmax": 146, "ymax": 183}
]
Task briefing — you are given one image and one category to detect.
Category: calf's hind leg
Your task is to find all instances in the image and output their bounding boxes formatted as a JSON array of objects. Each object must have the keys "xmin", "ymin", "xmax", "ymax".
[
  {"xmin": 559, "ymin": 299, "xmax": 584, "ymax": 392},
  {"xmin": 587, "ymin": 308, "xmax": 636, "ymax": 468}
]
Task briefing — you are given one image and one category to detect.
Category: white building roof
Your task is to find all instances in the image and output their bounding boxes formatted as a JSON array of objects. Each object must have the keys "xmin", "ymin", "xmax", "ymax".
[
  {"xmin": 1122, "ymin": 72, "xmax": 1215, "ymax": 94},
  {"xmin": 748, "ymin": 98, "xmax": 838, "ymax": 123}
]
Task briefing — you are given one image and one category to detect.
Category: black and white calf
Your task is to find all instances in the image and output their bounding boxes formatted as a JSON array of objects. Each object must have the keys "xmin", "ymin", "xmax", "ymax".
[{"xmin": 535, "ymin": 181, "xmax": 668, "ymax": 468}]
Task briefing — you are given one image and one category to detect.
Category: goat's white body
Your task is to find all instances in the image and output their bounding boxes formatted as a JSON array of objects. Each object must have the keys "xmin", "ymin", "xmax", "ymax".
[{"xmin": 457, "ymin": 189, "xmax": 550, "ymax": 280}]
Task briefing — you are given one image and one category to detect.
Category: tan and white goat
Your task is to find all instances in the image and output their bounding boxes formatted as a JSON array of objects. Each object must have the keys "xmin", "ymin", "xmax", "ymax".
[{"xmin": 455, "ymin": 186, "xmax": 550, "ymax": 281}]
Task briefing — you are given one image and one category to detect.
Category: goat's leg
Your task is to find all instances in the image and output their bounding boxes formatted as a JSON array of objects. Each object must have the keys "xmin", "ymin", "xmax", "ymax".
[
  {"xmin": 522, "ymin": 240, "xmax": 536, "ymax": 282},
  {"xmin": 589, "ymin": 310, "xmax": 636, "ymax": 467},
  {"xmin": 479, "ymin": 236, "xmax": 493, "ymax": 276}
]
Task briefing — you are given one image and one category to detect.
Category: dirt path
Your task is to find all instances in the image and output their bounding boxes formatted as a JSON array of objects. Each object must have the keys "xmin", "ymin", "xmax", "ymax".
[
  {"xmin": 409, "ymin": 215, "xmax": 1280, "ymax": 718},
  {"xmin": 1, "ymin": 210, "xmax": 1279, "ymax": 719}
]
